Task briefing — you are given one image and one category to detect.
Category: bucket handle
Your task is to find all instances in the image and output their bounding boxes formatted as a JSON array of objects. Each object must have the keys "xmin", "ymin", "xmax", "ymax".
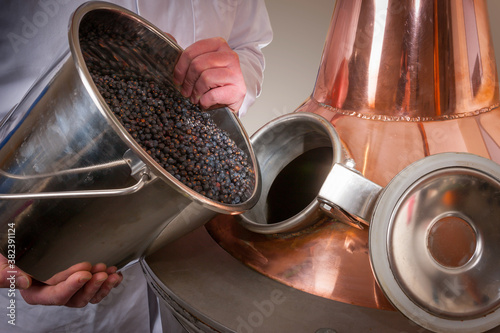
[{"xmin": 0, "ymin": 150, "xmax": 151, "ymax": 199}]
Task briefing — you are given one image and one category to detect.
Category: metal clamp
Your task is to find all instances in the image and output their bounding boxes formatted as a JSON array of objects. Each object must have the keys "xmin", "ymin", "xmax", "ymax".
[{"xmin": 317, "ymin": 163, "xmax": 382, "ymax": 229}]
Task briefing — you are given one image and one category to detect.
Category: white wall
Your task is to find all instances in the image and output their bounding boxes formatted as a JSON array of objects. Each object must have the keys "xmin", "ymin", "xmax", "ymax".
[
  {"xmin": 241, "ymin": 0, "xmax": 335, "ymax": 135},
  {"xmin": 241, "ymin": 0, "xmax": 500, "ymax": 135}
]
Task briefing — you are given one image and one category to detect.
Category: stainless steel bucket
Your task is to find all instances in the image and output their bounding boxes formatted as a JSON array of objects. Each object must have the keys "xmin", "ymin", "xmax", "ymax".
[{"xmin": 0, "ymin": 1, "xmax": 259, "ymax": 282}]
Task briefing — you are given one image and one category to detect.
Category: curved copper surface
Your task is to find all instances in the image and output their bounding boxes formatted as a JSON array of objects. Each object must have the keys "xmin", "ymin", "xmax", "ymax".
[
  {"xmin": 205, "ymin": 215, "xmax": 394, "ymax": 311},
  {"xmin": 313, "ymin": 0, "xmax": 499, "ymax": 120},
  {"xmin": 207, "ymin": 0, "xmax": 500, "ymax": 315},
  {"xmin": 301, "ymin": 104, "xmax": 500, "ymax": 186},
  {"xmin": 301, "ymin": 0, "xmax": 500, "ymax": 187}
]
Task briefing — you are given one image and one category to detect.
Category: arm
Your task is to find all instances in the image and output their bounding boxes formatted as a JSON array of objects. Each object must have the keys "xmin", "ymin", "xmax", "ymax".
[
  {"xmin": 227, "ymin": 0, "xmax": 273, "ymax": 116},
  {"xmin": 0, "ymin": 255, "xmax": 122, "ymax": 307}
]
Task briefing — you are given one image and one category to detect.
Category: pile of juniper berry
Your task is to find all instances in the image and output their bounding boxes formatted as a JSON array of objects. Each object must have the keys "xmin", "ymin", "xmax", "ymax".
[{"xmin": 79, "ymin": 22, "xmax": 255, "ymax": 205}]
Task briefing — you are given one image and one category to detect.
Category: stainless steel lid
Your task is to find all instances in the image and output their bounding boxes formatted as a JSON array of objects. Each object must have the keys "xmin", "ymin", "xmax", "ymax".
[
  {"xmin": 236, "ymin": 114, "xmax": 500, "ymax": 331},
  {"xmin": 369, "ymin": 152, "xmax": 500, "ymax": 333}
]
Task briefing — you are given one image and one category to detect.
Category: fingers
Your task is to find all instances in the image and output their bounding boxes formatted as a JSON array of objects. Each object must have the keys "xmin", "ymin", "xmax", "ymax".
[
  {"xmin": 173, "ymin": 37, "xmax": 229, "ymax": 87},
  {"xmin": 64, "ymin": 271, "xmax": 109, "ymax": 308},
  {"xmin": 17, "ymin": 263, "xmax": 123, "ymax": 307},
  {"xmin": 0, "ymin": 257, "xmax": 122, "ymax": 308},
  {"xmin": 66, "ymin": 268, "xmax": 123, "ymax": 307},
  {"xmin": 197, "ymin": 78, "xmax": 245, "ymax": 112},
  {"xmin": 106, "ymin": 265, "xmax": 118, "ymax": 274},
  {"xmin": 173, "ymin": 37, "xmax": 246, "ymax": 113},
  {"xmin": 178, "ymin": 50, "xmax": 239, "ymax": 99},
  {"xmin": 90, "ymin": 262, "xmax": 107, "ymax": 274},
  {"xmin": 45, "ymin": 261, "xmax": 93, "ymax": 285},
  {"xmin": 0, "ymin": 258, "xmax": 31, "ymax": 289},
  {"xmin": 104, "ymin": 266, "xmax": 123, "ymax": 287},
  {"xmin": 20, "ymin": 271, "xmax": 93, "ymax": 306},
  {"xmin": 89, "ymin": 272, "xmax": 123, "ymax": 304}
]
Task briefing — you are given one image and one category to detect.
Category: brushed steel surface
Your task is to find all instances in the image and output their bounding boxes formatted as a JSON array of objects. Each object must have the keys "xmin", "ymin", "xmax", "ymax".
[
  {"xmin": 0, "ymin": 1, "xmax": 259, "ymax": 282},
  {"xmin": 318, "ymin": 163, "xmax": 382, "ymax": 226},
  {"xmin": 370, "ymin": 152, "xmax": 500, "ymax": 333},
  {"xmin": 237, "ymin": 112, "xmax": 344, "ymax": 234},
  {"xmin": 144, "ymin": 224, "xmax": 436, "ymax": 333}
]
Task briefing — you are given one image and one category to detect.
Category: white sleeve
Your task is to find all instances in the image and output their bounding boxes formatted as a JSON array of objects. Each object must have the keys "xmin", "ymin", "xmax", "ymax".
[
  {"xmin": 227, "ymin": 0, "xmax": 273, "ymax": 117},
  {"xmin": 135, "ymin": 0, "xmax": 273, "ymax": 117}
]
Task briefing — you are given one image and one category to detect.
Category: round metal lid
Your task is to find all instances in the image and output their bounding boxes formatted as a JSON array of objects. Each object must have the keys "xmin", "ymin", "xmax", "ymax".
[{"xmin": 369, "ymin": 152, "xmax": 500, "ymax": 333}]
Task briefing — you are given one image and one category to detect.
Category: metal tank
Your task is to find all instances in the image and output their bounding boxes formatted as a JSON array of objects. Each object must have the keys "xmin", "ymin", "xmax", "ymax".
[
  {"xmin": 143, "ymin": 0, "xmax": 500, "ymax": 332},
  {"xmin": 0, "ymin": 2, "xmax": 260, "ymax": 282}
]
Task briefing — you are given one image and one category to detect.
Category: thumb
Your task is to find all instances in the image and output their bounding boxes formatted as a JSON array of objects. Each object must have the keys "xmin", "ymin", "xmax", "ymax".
[{"xmin": 0, "ymin": 256, "xmax": 31, "ymax": 290}]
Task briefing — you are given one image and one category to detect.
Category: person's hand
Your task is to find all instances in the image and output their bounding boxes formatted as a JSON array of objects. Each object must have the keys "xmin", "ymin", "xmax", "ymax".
[
  {"xmin": 0, "ymin": 255, "xmax": 123, "ymax": 307},
  {"xmin": 173, "ymin": 37, "xmax": 247, "ymax": 114}
]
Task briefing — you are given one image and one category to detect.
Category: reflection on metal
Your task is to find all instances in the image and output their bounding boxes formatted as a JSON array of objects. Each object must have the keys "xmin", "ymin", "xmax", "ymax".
[
  {"xmin": 0, "ymin": 169, "xmax": 150, "ymax": 199},
  {"xmin": 205, "ymin": 0, "xmax": 500, "ymax": 330},
  {"xmin": 370, "ymin": 153, "xmax": 500, "ymax": 333},
  {"xmin": 311, "ymin": 0, "xmax": 499, "ymax": 121},
  {"xmin": 318, "ymin": 163, "xmax": 382, "ymax": 226},
  {"xmin": 0, "ymin": 2, "xmax": 259, "ymax": 282},
  {"xmin": 237, "ymin": 113, "xmax": 344, "ymax": 234},
  {"xmin": 144, "ymin": 226, "xmax": 426, "ymax": 333},
  {"xmin": 206, "ymin": 216, "xmax": 394, "ymax": 311},
  {"xmin": 298, "ymin": 0, "xmax": 500, "ymax": 187}
]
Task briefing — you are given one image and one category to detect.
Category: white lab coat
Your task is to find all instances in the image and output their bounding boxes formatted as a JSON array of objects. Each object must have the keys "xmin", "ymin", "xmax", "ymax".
[{"xmin": 0, "ymin": 0, "xmax": 272, "ymax": 332}]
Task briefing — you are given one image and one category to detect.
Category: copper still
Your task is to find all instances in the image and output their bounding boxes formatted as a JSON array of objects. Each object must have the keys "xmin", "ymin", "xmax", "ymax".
[
  {"xmin": 144, "ymin": 0, "xmax": 500, "ymax": 332},
  {"xmin": 299, "ymin": 0, "xmax": 500, "ymax": 185}
]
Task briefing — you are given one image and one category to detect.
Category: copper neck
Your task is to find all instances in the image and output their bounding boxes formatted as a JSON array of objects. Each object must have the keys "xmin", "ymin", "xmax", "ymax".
[{"xmin": 313, "ymin": 0, "xmax": 499, "ymax": 121}]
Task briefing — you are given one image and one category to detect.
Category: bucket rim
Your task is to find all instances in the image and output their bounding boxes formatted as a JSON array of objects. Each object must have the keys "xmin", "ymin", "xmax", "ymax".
[{"xmin": 68, "ymin": 1, "xmax": 261, "ymax": 213}]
